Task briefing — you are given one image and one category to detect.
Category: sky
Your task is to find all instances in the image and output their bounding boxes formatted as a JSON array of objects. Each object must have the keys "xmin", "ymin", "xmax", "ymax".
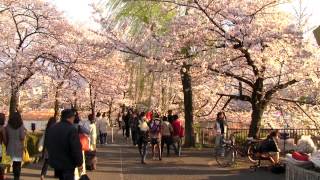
[{"xmin": 50, "ymin": 0, "xmax": 320, "ymax": 29}]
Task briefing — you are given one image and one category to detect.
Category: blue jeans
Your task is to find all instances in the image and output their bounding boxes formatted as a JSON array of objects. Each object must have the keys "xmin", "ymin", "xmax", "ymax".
[{"xmin": 172, "ymin": 136, "xmax": 182, "ymax": 156}]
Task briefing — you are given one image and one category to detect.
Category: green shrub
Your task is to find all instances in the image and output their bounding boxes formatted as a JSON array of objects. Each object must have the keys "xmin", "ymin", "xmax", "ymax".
[{"xmin": 1, "ymin": 132, "xmax": 43, "ymax": 164}]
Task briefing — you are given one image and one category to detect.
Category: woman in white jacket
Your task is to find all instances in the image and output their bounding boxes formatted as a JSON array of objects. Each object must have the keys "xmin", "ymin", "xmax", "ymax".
[{"xmin": 88, "ymin": 114, "xmax": 97, "ymax": 150}]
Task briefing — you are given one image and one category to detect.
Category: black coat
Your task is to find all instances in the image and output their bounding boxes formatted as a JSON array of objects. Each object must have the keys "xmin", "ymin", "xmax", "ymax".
[
  {"xmin": 168, "ymin": 115, "xmax": 174, "ymax": 124},
  {"xmin": 45, "ymin": 121, "xmax": 83, "ymax": 171}
]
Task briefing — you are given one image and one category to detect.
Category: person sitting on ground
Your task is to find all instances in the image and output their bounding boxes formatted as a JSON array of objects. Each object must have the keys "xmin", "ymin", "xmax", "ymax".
[
  {"xmin": 149, "ymin": 116, "xmax": 162, "ymax": 161},
  {"xmin": 258, "ymin": 130, "xmax": 281, "ymax": 165},
  {"xmin": 45, "ymin": 109, "xmax": 83, "ymax": 180},
  {"xmin": 137, "ymin": 112, "xmax": 149, "ymax": 164},
  {"xmin": 161, "ymin": 116, "xmax": 174, "ymax": 157}
]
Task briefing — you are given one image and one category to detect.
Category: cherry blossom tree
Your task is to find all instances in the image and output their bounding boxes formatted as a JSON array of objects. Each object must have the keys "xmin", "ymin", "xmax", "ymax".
[
  {"xmin": 0, "ymin": 0, "xmax": 72, "ymax": 119},
  {"xmin": 95, "ymin": 0, "xmax": 319, "ymax": 143}
]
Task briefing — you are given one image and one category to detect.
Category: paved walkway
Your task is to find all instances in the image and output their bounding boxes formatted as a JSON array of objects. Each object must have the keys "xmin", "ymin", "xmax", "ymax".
[{"xmin": 8, "ymin": 129, "xmax": 285, "ymax": 180}]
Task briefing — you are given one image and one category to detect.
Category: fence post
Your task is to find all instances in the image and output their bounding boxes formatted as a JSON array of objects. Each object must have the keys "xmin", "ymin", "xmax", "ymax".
[
  {"xmin": 111, "ymin": 127, "xmax": 114, "ymax": 143},
  {"xmin": 201, "ymin": 130, "xmax": 204, "ymax": 146}
]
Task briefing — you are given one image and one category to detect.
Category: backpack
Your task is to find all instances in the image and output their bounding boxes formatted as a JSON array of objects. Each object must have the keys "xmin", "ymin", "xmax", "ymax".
[
  {"xmin": 162, "ymin": 122, "xmax": 172, "ymax": 136},
  {"xmin": 150, "ymin": 122, "xmax": 160, "ymax": 134}
]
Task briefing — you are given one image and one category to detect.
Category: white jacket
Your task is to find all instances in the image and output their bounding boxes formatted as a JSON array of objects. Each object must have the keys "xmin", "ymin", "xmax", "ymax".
[
  {"xmin": 97, "ymin": 117, "xmax": 109, "ymax": 134},
  {"xmin": 89, "ymin": 123, "xmax": 97, "ymax": 151}
]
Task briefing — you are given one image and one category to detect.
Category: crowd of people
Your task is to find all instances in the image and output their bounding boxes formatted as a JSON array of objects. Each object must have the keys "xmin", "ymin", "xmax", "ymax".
[
  {"xmin": 0, "ymin": 109, "xmax": 111, "ymax": 180},
  {"xmin": 0, "ymin": 107, "xmax": 284, "ymax": 180},
  {"xmin": 43, "ymin": 109, "xmax": 111, "ymax": 180},
  {"xmin": 118, "ymin": 108, "xmax": 185, "ymax": 164}
]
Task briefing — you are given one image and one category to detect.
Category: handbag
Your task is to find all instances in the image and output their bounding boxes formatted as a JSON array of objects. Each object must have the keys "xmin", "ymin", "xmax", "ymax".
[
  {"xmin": 79, "ymin": 134, "xmax": 90, "ymax": 152},
  {"xmin": 23, "ymin": 148, "xmax": 31, "ymax": 163}
]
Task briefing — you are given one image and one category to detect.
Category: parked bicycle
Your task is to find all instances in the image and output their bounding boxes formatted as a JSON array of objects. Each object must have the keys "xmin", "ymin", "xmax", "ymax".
[{"xmin": 215, "ymin": 132, "xmax": 261, "ymax": 167}]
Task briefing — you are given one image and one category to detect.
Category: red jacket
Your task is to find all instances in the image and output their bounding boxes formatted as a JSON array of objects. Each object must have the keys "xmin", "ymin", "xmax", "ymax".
[
  {"xmin": 172, "ymin": 120, "xmax": 184, "ymax": 137},
  {"xmin": 146, "ymin": 111, "xmax": 153, "ymax": 121}
]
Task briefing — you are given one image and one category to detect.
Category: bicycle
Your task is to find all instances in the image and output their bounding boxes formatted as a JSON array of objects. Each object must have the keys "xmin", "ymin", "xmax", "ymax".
[{"xmin": 215, "ymin": 132, "xmax": 261, "ymax": 167}]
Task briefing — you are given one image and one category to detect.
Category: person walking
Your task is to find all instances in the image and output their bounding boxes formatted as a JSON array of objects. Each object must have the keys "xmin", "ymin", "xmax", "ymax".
[
  {"xmin": 95, "ymin": 112, "xmax": 102, "ymax": 144},
  {"xmin": 0, "ymin": 113, "xmax": 5, "ymax": 163},
  {"xmin": 214, "ymin": 112, "xmax": 227, "ymax": 155},
  {"xmin": 40, "ymin": 117, "xmax": 56, "ymax": 180},
  {"xmin": 130, "ymin": 112, "xmax": 139, "ymax": 146},
  {"xmin": 88, "ymin": 114, "xmax": 97, "ymax": 151},
  {"xmin": 137, "ymin": 112, "xmax": 149, "ymax": 164},
  {"xmin": 86, "ymin": 114, "xmax": 98, "ymax": 171},
  {"xmin": 45, "ymin": 109, "xmax": 83, "ymax": 180},
  {"xmin": 121, "ymin": 113, "xmax": 126, "ymax": 137},
  {"xmin": 124, "ymin": 111, "xmax": 131, "ymax": 140},
  {"xmin": 73, "ymin": 110, "xmax": 90, "ymax": 179},
  {"xmin": 97, "ymin": 113, "xmax": 109, "ymax": 145},
  {"xmin": 150, "ymin": 117, "xmax": 162, "ymax": 161},
  {"xmin": 172, "ymin": 114, "xmax": 184, "ymax": 157},
  {"xmin": 161, "ymin": 116, "xmax": 174, "ymax": 157},
  {"xmin": 3, "ymin": 112, "xmax": 26, "ymax": 180},
  {"xmin": 117, "ymin": 112, "xmax": 122, "ymax": 130},
  {"xmin": 167, "ymin": 110, "xmax": 174, "ymax": 124}
]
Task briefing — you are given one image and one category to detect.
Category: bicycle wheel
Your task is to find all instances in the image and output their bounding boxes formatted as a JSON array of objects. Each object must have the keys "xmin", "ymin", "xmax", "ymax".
[
  {"xmin": 247, "ymin": 144, "xmax": 259, "ymax": 164},
  {"xmin": 216, "ymin": 145, "xmax": 236, "ymax": 167}
]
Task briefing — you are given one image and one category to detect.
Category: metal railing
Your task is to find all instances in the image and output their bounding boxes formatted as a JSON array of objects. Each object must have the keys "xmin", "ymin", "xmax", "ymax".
[{"xmin": 196, "ymin": 128, "xmax": 320, "ymax": 146}]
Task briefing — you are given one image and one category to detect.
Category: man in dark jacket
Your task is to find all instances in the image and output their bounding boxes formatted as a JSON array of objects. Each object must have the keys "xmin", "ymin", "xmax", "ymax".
[{"xmin": 46, "ymin": 109, "xmax": 83, "ymax": 180}]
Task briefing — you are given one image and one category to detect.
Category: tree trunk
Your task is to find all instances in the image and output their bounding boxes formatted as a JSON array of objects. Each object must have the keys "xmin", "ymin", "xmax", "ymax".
[
  {"xmin": 53, "ymin": 90, "xmax": 59, "ymax": 120},
  {"xmin": 248, "ymin": 78, "xmax": 265, "ymax": 138},
  {"xmin": 108, "ymin": 99, "xmax": 113, "ymax": 124},
  {"xmin": 53, "ymin": 82, "xmax": 64, "ymax": 120},
  {"xmin": 9, "ymin": 88, "xmax": 19, "ymax": 120},
  {"xmin": 89, "ymin": 84, "xmax": 96, "ymax": 117},
  {"xmin": 248, "ymin": 103, "xmax": 265, "ymax": 138},
  {"xmin": 180, "ymin": 63, "xmax": 195, "ymax": 147},
  {"xmin": 147, "ymin": 72, "xmax": 154, "ymax": 108}
]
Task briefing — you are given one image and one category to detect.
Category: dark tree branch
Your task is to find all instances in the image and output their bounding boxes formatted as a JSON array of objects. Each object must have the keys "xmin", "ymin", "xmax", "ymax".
[
  {"xmin": 222, "ymin": 97, "xmax": 232, "ymax": 110},
  {"xmin": 264, "ymin": 79, "xmax": 298, "ymax": 101},
  {"xmin": 208, "ymin": 67, "xmax": 254, "ymax": 87},
  {"xmin": 196, "ymin": 95, "xmax": 223, "ymax": 117},
  {"xmin": 278, "ymin": 97, "xmax": 317, "ymax": 106},
  {"xmin": 217, "ymin": 93, "xmax": 252, "ymax": 102},
  {"xmin": 19, "ymin": 72, "xmax": 34, "ymax": 87}
]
